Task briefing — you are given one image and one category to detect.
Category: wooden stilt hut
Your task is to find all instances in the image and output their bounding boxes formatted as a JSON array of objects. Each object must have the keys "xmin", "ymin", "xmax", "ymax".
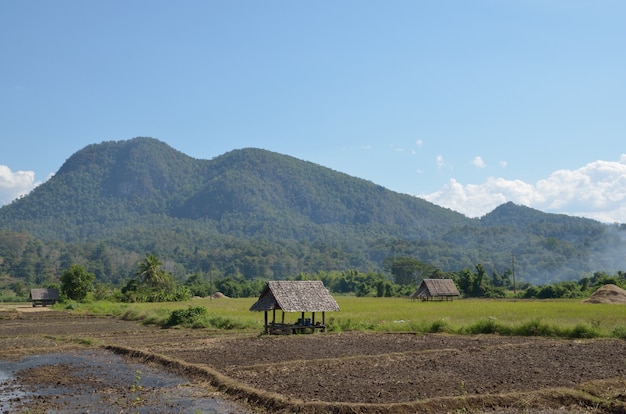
[
  {"xmin": 29, "ymin": 288, "xmax": 60, "ymax": 307},
  {"xmin": 250, "ymin": 281, "xmax": 340, "ymax": 334},
  {"xmin": 411, "ymin": 279, "xmax": 460, "ymax": 301}
]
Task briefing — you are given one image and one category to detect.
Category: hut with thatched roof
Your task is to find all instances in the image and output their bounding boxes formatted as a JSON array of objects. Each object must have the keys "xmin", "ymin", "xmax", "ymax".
[
  {"xmin": 29, "ymin": 288, "xmax": 60, "ymax": 307},
  {"xmin": 411, "ymin": 279, "xmax": 460, "ymax": 301},
  {"xmin": 250, "ymin": 281, "xmax": 340, "ymax": 334}
]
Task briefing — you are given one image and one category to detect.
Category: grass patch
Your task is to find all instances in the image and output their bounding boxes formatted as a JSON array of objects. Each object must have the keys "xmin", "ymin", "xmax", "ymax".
[
  {"xmin": 166, "ymin": 306, "xmax": 259, "ymax": 330},
  {"xmin": 68, "ymin": 297, "xmax": 626, "ymax": 338},
  {"xmin": 72, "ymin": 337, "xmax": 96, "ymax": 346},
  {"xmin": 331, "ymin": 297, "xmax": 626, "ymax": 338}
]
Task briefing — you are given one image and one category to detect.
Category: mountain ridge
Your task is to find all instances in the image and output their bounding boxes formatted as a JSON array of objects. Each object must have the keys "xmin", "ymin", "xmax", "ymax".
[{"xmin": 0, "ymin": 137, "xmax": 624, "ymax": 285}]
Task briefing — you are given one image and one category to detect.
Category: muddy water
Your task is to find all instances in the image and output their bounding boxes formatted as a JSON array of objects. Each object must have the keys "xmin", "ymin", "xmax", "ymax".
[
  {"xmin": 0, "ymin": 365, "xmax": 26, "ymax": 412},
  {"xmin": 0, "ymin": 349, "xmax": 251, "ymax": 413}
]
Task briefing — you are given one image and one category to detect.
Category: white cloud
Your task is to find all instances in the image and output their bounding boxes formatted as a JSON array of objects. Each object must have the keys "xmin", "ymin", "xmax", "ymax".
[
  {"xmin": 471, "ymin": 156, "xmax": 486, "ymax": 168},
  {"xmin": 421, "ymin": 155, "xmax": 626, "ymax": 223},
  {"xmin": 436, "ymin": 155, "xmax": 445, "ymax": 169},
  {"xmin": 415, "ymin": 139, "xmax": 423, "ymax": 147},
  {"xmin": 0, "ymin": 165, "xmax": 41, "ymax": 206}
]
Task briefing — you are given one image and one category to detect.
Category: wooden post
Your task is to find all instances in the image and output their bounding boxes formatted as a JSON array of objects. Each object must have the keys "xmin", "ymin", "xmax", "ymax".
[{"xmin": 264, "ymin": 311, "xmax": 268, "ymax": 334}]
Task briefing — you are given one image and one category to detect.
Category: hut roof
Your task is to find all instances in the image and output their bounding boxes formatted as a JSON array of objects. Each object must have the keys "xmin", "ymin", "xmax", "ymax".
[
  {"xmin": 250, "ymin": 281, "xmax": 340, "ymax": 313},
  {"xmin": 411, "ymin": 279, "xmax": 460, "ymax": 298},
  {"xmin": 29, "ymin": 288, "xmax": 60, "ymax": 301}
]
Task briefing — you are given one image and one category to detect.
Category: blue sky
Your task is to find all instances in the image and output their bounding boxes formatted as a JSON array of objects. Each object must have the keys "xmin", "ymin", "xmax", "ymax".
[{"xmin": 1, "ymin": 1, "xmax": 625, "ymax": 222}]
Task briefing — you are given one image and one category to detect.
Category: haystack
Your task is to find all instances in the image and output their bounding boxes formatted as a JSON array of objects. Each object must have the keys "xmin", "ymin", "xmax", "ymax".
[{"xmin": 583, "ymin": 284, "xmax": 626, "ymax": 304}]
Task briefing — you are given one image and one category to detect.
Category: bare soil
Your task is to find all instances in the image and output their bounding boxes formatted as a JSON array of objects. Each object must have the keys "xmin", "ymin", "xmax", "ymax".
[{"xmin": 1, "ymin": 307, "xmax": 625, "ymax": 413}]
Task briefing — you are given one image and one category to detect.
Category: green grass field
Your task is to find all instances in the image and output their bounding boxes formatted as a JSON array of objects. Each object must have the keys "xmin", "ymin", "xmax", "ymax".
[{"xmin": 70, "ymin": 296, "xmax": 626, "ymax": 339}]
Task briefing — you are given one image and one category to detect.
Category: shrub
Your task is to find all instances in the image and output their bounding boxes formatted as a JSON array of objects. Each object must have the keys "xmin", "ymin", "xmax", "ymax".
[
  {"xmin": 611, "ymin": 326, "xmax": 626, "ymax": 339},
  {"xmin": 167, "ymin": 306, "xmax": 208, "ymax": 327},
  {"xmin": 513, "ymin": 319, "xmax": 558, "ymax": 337},
  {"xmin": 464, "ymin": 318, "xmax": 511, "ymax": 335},
  {"xmin": 567, "ymin": 324, "xmax": 600, "ymax": 339},
  {"xmin": 207, "ymin": 315, "xmax": 257, "ymax": 330},
  {"xmin": 429, "ymin": 319, "xmax": 450, "ymax": 333}
]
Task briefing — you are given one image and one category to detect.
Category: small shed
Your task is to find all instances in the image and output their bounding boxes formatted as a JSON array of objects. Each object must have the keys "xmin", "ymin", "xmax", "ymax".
[
  {"xmin": 411, "ymin": 279, "xmax": 460, "ymax": 301},
  {"xmin": 250, "ymin": 280, "xmax": 340, "ymax": 334},
  {"xmin": 29, "ymin": 288, "xmax": 60, "ymax": 307}
]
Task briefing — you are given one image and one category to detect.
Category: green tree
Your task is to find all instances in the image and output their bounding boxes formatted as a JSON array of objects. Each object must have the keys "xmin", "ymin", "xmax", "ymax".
[
  {"xmin": 60, "ymin": 264, "xmax": 95, "ymax": 301},
  {"xmin": 121, "ymin": 254, "xmax": 180, "ymax": 302},
  {"xmin": 384, "ymin": 256, "xmax": 434, "ymax": 286},
  {"xmin": 136, "ymin": 253, "xmax": 167, "ymax": 288}
]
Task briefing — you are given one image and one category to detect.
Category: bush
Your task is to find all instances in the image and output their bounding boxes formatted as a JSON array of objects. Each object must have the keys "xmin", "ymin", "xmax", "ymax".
[
  {"xmin": 429, "ymin": 319, "xmax": 450, "ymax": 333},
  {"xmin": 567, "ymin": 324, "xmax": 600, "ymax": 339},
  {"xmin": 611, "ymin": 326, "xmax": 626, "ymax": 339},
  {"xmin": 464, "ymin": 318, "xmax": 511, "ymax": 335},
  {"xmin": 513, "ymin": 319, "xmax": 558, "ymax": 337},
  {"xmin": 167, "ymin": 306, "xmax": 208, "ymax": 327},
  {"xmin": 206, "ymin": 315, "xmax": 257, "ymax": 330}
]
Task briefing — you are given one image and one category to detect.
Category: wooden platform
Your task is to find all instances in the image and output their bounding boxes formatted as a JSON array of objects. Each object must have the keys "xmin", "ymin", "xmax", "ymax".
[{"xmin": 267, "ymin": 323, "xmax": 326, "ymax": 335}]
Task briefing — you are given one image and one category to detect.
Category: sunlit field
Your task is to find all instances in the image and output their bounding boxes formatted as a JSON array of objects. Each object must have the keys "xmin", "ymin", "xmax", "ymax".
[
  {"xmin": 330, "ymin": 297, "xmax": 626, "ymax": 336},
  {"xmin": 71, "ymin": 296, "xmax": 626, "ymax": 338}
]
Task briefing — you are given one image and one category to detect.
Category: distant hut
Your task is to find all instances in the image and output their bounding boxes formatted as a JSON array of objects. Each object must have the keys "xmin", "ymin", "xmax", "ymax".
[
  {"xmin": 250, "ymin": 281, "xmax": 340, "ymax": 334},
  {"xmin": 411, "ymin": 279, "xmax": 460, "ymax": 301},
  {"xmin": 29, "ymin": 288, "xmax": 60, "ymax": 307}
]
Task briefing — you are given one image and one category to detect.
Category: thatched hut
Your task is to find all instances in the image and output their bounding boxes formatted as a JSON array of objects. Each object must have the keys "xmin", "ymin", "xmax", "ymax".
[
  {"xmin": 250, "ymin": 281, "xmax": 340, "ymax": 334},
  {"xmin": 29, "ymin": 288, "xmax": 60, "ymax": 307},
  {"xmin": 411, "ymin": 279, "xmax": 460, "ymax": 301}
]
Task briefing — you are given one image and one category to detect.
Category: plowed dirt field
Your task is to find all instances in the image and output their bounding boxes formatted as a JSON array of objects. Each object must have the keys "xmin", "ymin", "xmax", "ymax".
[{"xmin": 1, "ymin": 307, "xmax": 625, "ymax": 413}]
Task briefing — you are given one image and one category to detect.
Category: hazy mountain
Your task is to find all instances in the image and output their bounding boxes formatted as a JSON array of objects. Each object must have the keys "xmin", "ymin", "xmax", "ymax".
[{"xmin": 0, "ymin": 137, "xmax": 624, "ymax": 285}]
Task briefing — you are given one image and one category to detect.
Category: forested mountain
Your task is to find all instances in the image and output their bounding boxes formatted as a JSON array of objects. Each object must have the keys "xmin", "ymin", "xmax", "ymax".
[{"xmin": 0, "ymin": 137, "xmax": 624, "ymax": 287}]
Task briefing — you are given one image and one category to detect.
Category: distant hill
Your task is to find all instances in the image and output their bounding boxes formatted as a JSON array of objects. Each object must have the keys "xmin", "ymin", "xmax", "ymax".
[{"xmin": 0, "ymin": 137, "xmax": 624, "ymax": 286}]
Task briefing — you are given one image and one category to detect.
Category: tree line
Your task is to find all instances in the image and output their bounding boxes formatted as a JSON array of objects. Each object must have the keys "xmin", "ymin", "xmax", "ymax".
[{"xmin": 24, "ymin": 254, "xmax": 626, "ymax": 305}]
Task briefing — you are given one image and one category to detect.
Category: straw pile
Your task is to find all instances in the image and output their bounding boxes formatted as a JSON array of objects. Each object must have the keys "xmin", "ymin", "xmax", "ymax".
[{"xmin": 583, "ymin": 284, "xmax": 626, "ymax": 304}]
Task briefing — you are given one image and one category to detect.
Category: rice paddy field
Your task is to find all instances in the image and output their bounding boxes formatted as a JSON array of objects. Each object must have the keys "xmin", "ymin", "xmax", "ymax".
[
  {"xmin": 2, "ymin": 297, "xmax": 626, "ymax": 413},
  {"xmin": 73, "ymin": 295, "xmax": 626, "ymax": 338}
]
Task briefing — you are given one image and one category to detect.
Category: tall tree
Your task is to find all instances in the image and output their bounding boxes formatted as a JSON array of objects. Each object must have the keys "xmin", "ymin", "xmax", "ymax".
[
  {"xmin": 136, "ymin": 254, "xmax": 167, "ymax": 288},
  {"xmin": 60, "ymin": 264, "xmax": 95, "ymax": 301},
  {"xmin": 384, "ymin": 256, "xmax": 435, "ymax": 286}
]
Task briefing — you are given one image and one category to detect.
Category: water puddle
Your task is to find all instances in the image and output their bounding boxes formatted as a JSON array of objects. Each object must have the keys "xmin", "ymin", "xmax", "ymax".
[
  {"xmin": 0, "ymin": 349, "xmax": 251, "ymax": 413},
  {"xmin": 0, "ymin": 366, "xmax": 27, "ymax": 412}
]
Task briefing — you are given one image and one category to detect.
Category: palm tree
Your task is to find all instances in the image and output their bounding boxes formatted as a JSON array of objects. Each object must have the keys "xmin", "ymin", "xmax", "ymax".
[{"xmin": 136, "ymin": 254, "xmax": 167, "ymax": 288}]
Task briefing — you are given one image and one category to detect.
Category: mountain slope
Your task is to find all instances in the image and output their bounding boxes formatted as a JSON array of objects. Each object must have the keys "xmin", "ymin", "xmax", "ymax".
[
  {"xmin": 0, "ymin": 138, "xmax": 469, "ymax": 243},
  {"xmin": 174, "ymin": 147, "xmax": 469, "ymax": 240},
  {"xmin": 0, "ymin": 138, "xmax": 207, "ymax": 240},
  {"xmin": 0, "ymin": 137, "xmax": 624, "ymax": 285}
]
